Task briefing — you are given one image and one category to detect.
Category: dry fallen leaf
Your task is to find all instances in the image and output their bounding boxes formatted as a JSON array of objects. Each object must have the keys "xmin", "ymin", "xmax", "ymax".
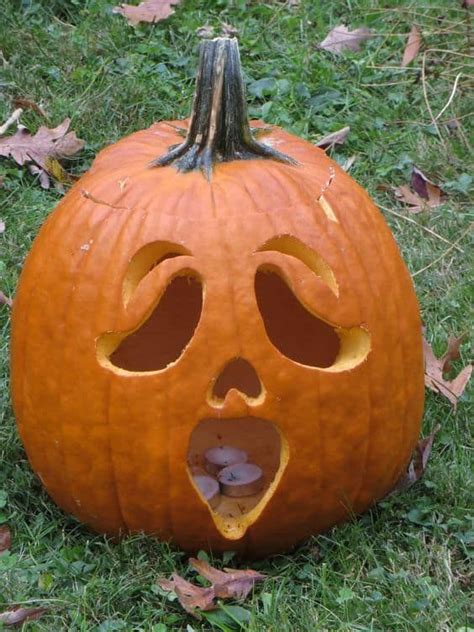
[
  {"xmin": 411, "ymin": 166, "xmax": 443, "ymax": 202},
  {"xmin": 113, "ymin": 0, "xmax": 180, "ymax": 26},
  {"xmin": 0, "ymin": 118, "xmax": 84, "ymax": 189},
  {"xmin": 0, "ymin": 607, "xmax": 47, "ymax": 627},
  {"xmin": 393, "ymin": 425, "xmax": 440, "ymax": 492},
  {"xmin": 12, "ymin": 98, "xmax": 47, "ymax": 119},
  {"xmin": 424, "ymin": 335, "xmax": 472, "ymax": 407},
  {"xmin": 393, "ymin": 167, "xmax": 444, "ymax": 213},
  {"xmin": 401, "ymin": 25, "xmax": 421, "ymax": 66},
  {"xmin": 319, "ymin": 25, "xmax": 372, "ymax": 54},
  {"xmin": 158, "ymin": 573, "xmax": 215, "ymax": 617},
  {"xmin": 158, "ymin": 559, "xmax": 266, "ymax": 618},
  {"xmin": 315, "ymin": 126, "xmax": 350, "ymax": 150},
  {"xmin": 190, "ymin": 558, "xmax": 266, "ymax": 600},
  {"xmin": 0, "ymin": 291, "xmax": 13, "ymax": 308},
  {"xmin": 0, "ymin": 525, "xmax": 11, "ymax": 552}
]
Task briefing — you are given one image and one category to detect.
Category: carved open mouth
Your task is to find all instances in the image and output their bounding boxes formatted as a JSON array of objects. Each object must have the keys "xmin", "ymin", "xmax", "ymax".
[{"xmin": 187, "ymin": 417, "xmax": 288, "ymax": 540}]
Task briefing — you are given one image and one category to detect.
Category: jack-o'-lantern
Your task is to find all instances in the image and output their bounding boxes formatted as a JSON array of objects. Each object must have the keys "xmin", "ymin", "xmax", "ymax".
[{"xmin": 10, "ymin": 38, "xmax": 424, "ymax": 557}]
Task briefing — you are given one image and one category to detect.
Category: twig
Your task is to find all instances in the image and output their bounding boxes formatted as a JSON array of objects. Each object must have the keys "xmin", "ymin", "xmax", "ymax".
[
  {"xmin": 421, "ymin": 51, "xmax": 446, "ymax": 149},
  {"xmin": 0, "ymin": 108, "xmax": 23, "ymax": 135},
  {"xmin": 412, "ymin": 222, "xmax": 472, "ymax": 277},
  {"xmin": 435, "ymin": 73, "xmax": 462, "ymax": 121},
  {"xmin": 379, "ymin": 205, "xmax": 464, "ymax": 252}
]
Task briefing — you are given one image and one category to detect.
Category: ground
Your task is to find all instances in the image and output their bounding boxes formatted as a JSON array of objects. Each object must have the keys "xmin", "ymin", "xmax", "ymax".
[{"xmin": 0, "ymin": 0, "xmax": 472, "ymax": 630}]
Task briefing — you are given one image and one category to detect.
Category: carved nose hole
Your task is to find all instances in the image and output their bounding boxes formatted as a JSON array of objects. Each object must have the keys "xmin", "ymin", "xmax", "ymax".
[{"xmin": 212, "ymin": 358, "xmax": 262, "ymax": 401}]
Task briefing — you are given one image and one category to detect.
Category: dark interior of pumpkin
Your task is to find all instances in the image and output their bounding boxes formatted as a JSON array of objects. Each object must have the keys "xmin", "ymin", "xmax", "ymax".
[{"xmin": 187, "ymin": 416, "xmax": 282, "ymax": 522}]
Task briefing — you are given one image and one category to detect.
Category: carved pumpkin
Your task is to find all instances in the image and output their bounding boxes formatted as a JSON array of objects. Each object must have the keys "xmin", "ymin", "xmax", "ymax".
[{"xmin": 10, "ymin": 38, "xmax": 424, "ymax": 557}]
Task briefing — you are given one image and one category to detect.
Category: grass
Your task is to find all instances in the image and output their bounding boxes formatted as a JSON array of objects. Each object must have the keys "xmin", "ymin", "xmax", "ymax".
[{"xmin": 0, "ymin": 0, "xmax": 472, "ymax": 629}]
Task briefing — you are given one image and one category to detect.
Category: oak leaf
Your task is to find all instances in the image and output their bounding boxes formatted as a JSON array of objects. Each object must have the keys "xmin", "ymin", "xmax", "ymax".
[
  {"xmin": 157, "ymin": 559, "xmax": 265, "ymax": 618},
  {"xmin": 0, "ymin": 118, "xmax": 83, "ymax": 189},
  {"xmin": 393, "ymin": 166, "xmax": 444, "ymax": 213},
  {"xmin": 190, "ymin": 558, "xmax": 266, "ymax": 600},
  {"xmin": 113, "ymin": 0, "xmax": 180, "ymax": 26},
  {"xmin": 424, "ymin": 335, "xmax": 472, "ymax": 407},
  {"xmin": 319, "ymin": 25, "xmax": 372, "ymax": 54},
  {"xmin": 157, "ymin": 573, "xmax": 215, "ymax": 617}
]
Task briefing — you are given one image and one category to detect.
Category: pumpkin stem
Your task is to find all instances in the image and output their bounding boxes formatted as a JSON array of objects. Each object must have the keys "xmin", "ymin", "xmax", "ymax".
[{"xmin": 150, "ymin": 37, "xmax": 296, "ymax": 178}]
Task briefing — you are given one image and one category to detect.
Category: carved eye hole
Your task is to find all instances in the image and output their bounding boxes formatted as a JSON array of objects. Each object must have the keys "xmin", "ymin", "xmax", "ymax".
[
  {"xmin": 255, "ymin": 236, "xmax": 371, "ymax": 371},
  {"xmin": 98, "ymin": 241, "xmax": 203, "ymax": 373},
  {"xmin": 110, "ymin": 275, "xmax": 203, "ymax": 372},
  {"xmin": 255, "ymin": 269, "xmax": 340, "ymax": 368}
]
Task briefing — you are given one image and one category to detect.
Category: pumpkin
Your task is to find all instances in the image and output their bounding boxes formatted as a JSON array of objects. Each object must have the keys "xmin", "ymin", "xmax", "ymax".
[{"xmin": 10, "ymin": 37, "xmax": 424, "ymax": 557}]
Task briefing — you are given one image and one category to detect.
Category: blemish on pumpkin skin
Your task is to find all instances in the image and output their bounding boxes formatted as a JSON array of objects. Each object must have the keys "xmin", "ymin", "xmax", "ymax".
[
  {"xmin": 316, "ymin": 166, "xmax": 339, "ymax": 223},
  {"xmin": 81, "ymin": 189, "xmax": 131, "ymax": 211},
  {"xmin": 118, "ymin": 177, "xmax": 129, "ymax": 192},
  {"xmin": 317, "ymin": 165, "xmax": 336, "ymax": 199}
]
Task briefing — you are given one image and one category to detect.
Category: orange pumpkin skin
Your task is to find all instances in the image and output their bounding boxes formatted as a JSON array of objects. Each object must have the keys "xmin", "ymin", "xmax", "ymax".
[{"xmin": 10, "ymin": 118, "xmax": 424, "ymax": 557}]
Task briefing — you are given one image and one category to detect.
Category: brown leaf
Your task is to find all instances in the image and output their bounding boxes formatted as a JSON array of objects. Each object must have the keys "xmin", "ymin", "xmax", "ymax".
[
  {"xmin": 190, "ymin": 558, "xmax": 266, "ymax": 600},
  {"xmin": 12, "ymin": 98, "xmax": 47, "ymax": 119},
  {"xmin": 442, "ymin": 335, "xmax": 464, "ymax": 374},
  {"xmin": 401, "ymin": 25, "xmax": 421, "ymax": 66},
  {"xmin": 393, "ymin": 167, "xmax": 444, "ymax": 213},
  {"xmin": 411, "ymin": 166, "xmax": 443, "ymax": 204},
  {"xmin": 315, "ymin": 126, "xmax": 350, "ymax": 150},
  {"xmin": 0, "ymin": 118, "xmax": 84, "ymax": 188},
  {"xmin": 158, "ymin": 559, "xmax": 266, "ymax": 617},
  {"xmin": 394, "ymin": 425, "xmax": 440, "ymax": 492},
  {"xmin": 113, "ymin": 0, "xmax": 180, "ymax": 26},
  {"xmin": 424, "ymin": 336, "xmax": 472, "ymax": 407},
  {"xmin": 319, "ymin": 25, "xmax": 372, "ymax": 55},
  {"xmin": 0, "ymin": 607, "xmax": 47, "ymax": 626},
  {"xmin": 157, "ymin": 573, "xmax": 215, "ymax": 617},
  {"xmin": 0, "ymin": 525, "xmax": 11, "ymax": 552},
  {"xmin": 0, "ymin": 291, "xmax": 13, "ymax": 308}
]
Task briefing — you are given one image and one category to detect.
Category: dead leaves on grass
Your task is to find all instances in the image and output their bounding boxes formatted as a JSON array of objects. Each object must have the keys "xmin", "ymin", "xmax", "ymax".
[
  {"xmin": 401, "ymin": 25, "xmax": 421, "ymax": 66},
  {"xmin": 315, "ymin": 126, "xmax": 350, "ymax": 150},
  {"xmin": 113, "ymin": 0, "xmax": 180, "ymax": 25},
  {"xmin": 0, "ymin": 607, "xmax": 48, "ymax": 627},
  {"xmin": 0, "ymin": 116, "xmax": 84, "ymax": 189},
  {"xmin": 319, "ymin": 25, "xmax": 372, "ymax": 54},
  {"xmin": 158, "ymin": 558, "xmax": 265, "ymax": 618},
  {"xmin": 394, "ymin": 167, "xmax": 444, "ymax": 212},
  {"xmin": 424, "ymin": 335, "xmax": 472, "ymax": 408},
  {"xmin": 393, "ymin": 425, "xmax": 440, "ymax": 493}
]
